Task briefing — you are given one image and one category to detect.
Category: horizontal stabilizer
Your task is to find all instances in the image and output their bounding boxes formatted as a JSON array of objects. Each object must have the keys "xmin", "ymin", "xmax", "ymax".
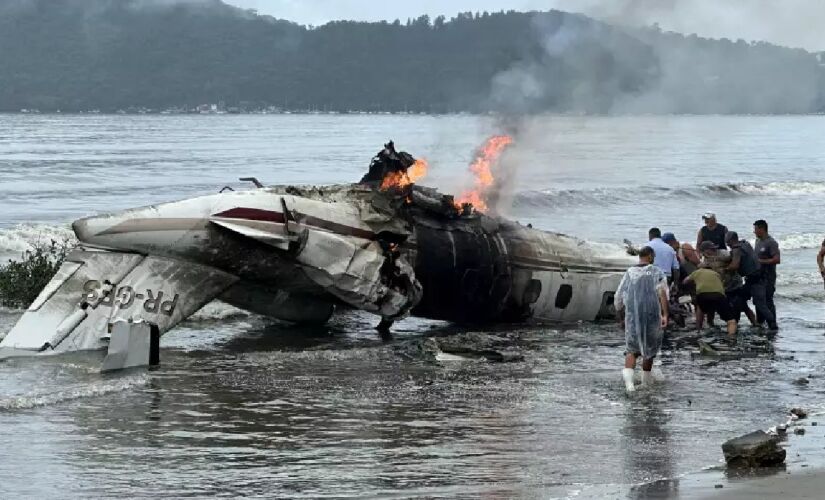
[{"xmin": 1, "ymin": 249, "xmax": 238, "ymax": 354}]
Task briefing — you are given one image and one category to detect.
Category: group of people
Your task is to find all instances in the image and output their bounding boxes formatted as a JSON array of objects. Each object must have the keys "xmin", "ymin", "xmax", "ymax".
[{"xmin": 615, "ymin": 213, "xmax": 781, "ymax": 392}]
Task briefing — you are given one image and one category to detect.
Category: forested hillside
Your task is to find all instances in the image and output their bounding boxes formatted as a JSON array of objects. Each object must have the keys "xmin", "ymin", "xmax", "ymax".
[{"xmin": 1, "ymin": 0, "xmax": 823, "ymax": 113}]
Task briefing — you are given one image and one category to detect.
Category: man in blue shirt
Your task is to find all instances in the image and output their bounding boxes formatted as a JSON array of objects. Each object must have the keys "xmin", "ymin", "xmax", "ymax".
[{"xmin": 648, "ymin": 227, "xmax": 680, "ymax": 285}]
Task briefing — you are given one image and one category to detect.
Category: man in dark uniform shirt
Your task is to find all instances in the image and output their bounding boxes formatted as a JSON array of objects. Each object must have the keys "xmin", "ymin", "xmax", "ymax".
[
  {"xmin": 753, "ymin": 219, "xmax": 780, "ymax": 330},
  {"xmin": 697, "ymin": 212, "xmax": 728, "ymax": 250}
]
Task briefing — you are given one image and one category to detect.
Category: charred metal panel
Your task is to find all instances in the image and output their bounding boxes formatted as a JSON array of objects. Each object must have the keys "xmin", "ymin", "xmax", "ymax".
[
  {"xmin": 219, "ymin": 283, "xmax": 334, "ymax": 325},
  {"xmin": 410, "ymin": 223, "xmax": 511, "ymax": 323}
]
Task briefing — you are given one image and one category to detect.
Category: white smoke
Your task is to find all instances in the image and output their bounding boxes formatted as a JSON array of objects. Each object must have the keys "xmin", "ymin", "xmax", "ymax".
[
  {"xmin": 486, "ymin": 6, "xmax": 823, "ymax": 115},
  {"xmin": 553, "ymin": 0, "xmax": 825, "ymax": 52}
]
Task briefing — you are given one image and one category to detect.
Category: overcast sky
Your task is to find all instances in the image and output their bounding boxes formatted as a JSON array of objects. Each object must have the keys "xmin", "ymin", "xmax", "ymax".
[{"xmin": 226, "ymin": 0, "xmax": 825, "ymax": 51}]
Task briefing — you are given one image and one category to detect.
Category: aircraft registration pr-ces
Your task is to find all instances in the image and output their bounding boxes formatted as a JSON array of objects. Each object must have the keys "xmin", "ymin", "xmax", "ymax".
[{"xmin": 83, "ymin": 280, "xmax": 179, "ymax": 316}]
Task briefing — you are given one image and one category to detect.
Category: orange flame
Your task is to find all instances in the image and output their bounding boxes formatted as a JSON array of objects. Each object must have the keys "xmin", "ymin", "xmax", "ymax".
[
  {"xmin": 380, "ymin": 158, "xmax": 429, "ymax": 190},
  {"xmin": 455, "ymin": 135, "xmax": 514, "ymax": 212}
]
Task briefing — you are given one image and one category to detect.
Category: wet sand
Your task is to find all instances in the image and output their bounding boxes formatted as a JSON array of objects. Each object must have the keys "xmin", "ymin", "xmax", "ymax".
[
  {"xmin": 706, "ymin": 470, "xmax": 825, "ymax": 499},
  {"xmin": 628, "ymin": 409, "xmax": 825, "ymax": 500},
  {"xmin": 666, "ymin": 468, "xmax": 825, "ymax": 499}
]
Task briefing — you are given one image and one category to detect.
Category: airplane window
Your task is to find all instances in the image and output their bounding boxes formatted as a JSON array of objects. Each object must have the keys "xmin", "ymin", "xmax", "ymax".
[
  {"xmin": 522, "ymin": 279, "xmax": 542, "ymax": 305},
  {"xmin": 555, "ymin": 284, "xmax": 573, "ymax": 309},
  {"xmin": 596, "ymin": 291, "xmax": 616, "ymax": 319}
]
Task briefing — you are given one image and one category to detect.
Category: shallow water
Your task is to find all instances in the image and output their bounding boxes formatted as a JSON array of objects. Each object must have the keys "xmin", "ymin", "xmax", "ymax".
[{"xmin": 2, "ymin": 114, "xmax": 825, "ymax": 498}]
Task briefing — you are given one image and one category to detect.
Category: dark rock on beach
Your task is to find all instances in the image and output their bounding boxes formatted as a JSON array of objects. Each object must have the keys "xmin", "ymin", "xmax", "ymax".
[
  {"xmin": 394, "ymin": 337, "xmax": 442, "ymax": 362},
  {"xmin": 434, "ymin": 332, "xmax": 525, "ymax": 362},
  {"xmin": 722, "ymin": 430, "xmax": 786, "ymax": 468}
]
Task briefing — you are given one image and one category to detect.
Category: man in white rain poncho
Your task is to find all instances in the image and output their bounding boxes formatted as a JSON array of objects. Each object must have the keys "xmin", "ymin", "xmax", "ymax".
[{"xmin": 615, "ymin": 246, "xmax": 669, "ymax": 392}]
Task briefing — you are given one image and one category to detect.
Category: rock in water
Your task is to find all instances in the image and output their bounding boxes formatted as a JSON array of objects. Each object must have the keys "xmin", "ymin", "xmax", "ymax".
[
  {"xmin": 394, "ymin": 337, "xmax": 441, "ymax": 363},
  {"xmin": 722, "ymin": 430, "xmax": 786, "ymax": 467},
  {"xmin": 434, "ymin": 332, "xmax": 525, "ymax": 363},
  {"xmin": 791, "ymin": 408, "xmax": 808, "ymax": 419}
]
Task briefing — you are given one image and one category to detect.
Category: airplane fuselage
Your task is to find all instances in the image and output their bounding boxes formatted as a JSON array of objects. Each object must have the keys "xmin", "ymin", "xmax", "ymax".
[{"xmin": 72, "ymin": 184, "xmax": 634, "ymax": 324}]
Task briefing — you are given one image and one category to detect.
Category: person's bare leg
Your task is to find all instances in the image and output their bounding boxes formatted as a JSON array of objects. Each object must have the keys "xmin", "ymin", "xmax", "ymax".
[
  {"xmin": 625, "ymin": 353, "xmax": 637, "ymax": 369},
  {"xmin": 727, "ymin": 320, "xmax": 737, "ymax": 336},
  {"xmin": 695, "ymin": 306, "xmax": 704, "ymax": 330},
  {"xmin": 641, "ymin": 357, "xmax": 655, "ymax": 386},
  {"xmin": 743, "ymin": 304, "xmax": 757, "ymax": 326}
]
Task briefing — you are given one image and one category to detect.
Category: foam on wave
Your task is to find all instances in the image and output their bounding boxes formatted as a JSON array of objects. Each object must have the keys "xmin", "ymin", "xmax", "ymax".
[
  {"xmin": 0, "ymin": 224, "xmax": 76, "ymax": 259},
  {"xmin": 188, "ymin": 301, "xmax": 250, "ymax": 322},
  {"xmin": 777, "ymin": 233, "xmax": 823, "ymax": 250},
  {"xmin": 0, "ymin": 373, "xmax": 148, "ymax": 410}
]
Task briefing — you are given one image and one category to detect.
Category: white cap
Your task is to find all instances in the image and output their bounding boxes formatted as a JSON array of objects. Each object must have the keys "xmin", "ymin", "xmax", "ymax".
[{"xmin": 702, "ymin": 212, "xmax": 716, "ymax": 220}]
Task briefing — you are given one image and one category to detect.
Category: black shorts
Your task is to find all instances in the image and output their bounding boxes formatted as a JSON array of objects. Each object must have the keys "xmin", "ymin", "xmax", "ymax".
[{"xmin": 696, "ymin": 292, "xmax": 735, "ymax": 322}]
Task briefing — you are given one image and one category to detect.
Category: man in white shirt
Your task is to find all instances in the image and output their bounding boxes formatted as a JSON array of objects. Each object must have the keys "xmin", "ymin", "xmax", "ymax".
[{"xmin": 648, "ymin": 227, "xmax": 680, "ymax": 285}]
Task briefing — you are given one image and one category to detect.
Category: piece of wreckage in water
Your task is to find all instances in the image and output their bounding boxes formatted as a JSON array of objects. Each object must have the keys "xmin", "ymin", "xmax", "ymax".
[{"xmin": 0, "ymin": 148, "xmax": 634, "ymax": 369}]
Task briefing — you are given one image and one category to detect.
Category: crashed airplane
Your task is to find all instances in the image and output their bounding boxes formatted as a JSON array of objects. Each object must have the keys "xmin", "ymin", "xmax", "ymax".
[{"xmin": 0, "ymin": 142, "xmax": 634, "ymax": 368}]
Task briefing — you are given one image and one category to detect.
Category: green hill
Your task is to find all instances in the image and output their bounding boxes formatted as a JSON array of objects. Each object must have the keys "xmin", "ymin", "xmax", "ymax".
[{"xmin": 1, "ymin": 0, "xmax": 822, "ymax": 114}]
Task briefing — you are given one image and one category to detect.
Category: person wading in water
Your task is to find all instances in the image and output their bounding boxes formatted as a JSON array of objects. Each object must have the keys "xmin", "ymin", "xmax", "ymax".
[
  {"xmin": 697, "ymin": 212, "xmax": 729, "ymax": 251},
  {"xmin": 753, "ymin": 219, "xmax": 780, "ymax": 330},
  {"xmin": 615, "ymin": 246, "xmax": 669, "ymax": 393}
]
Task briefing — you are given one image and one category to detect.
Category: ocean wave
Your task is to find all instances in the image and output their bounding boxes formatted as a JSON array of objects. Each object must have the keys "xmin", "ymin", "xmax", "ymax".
[
  {"xmin": 0, "ymin": 223, "xmax": 76, "ymax": 258},
  {"xmin": 188, "ymin": 301, "xmax": 250, "ymax": 322},
  {"xmin": 771, "ymin": 271, "xmax": 824, "ymax": 301},
  {"xmin": 0, "ymin": 373, "xmax": 148, "ymax": 410},
  {"xmin": 776, "ymin": 271, "xmax": 821, "ymax": 286},
  {"xmin": 514, "ymin": 181, "xmax": 825, "ymax": 208},
  {"xmin": 777, "ymin": 233, "xmax": 823, "ymax": 250},
  {"xmin": 586, "ymin": 241, "xmax": 635, "ymax": 260},
  {"xmin": 514, "ymin": 186, "xmax": 649, "ymax": 208},
  {"xmin": 774, "ymin": 288, "xmax": 824, "ymax": 302},
  {"xmin": 727, "ymin": 181, "xmax": 825, "ymax": 196}
]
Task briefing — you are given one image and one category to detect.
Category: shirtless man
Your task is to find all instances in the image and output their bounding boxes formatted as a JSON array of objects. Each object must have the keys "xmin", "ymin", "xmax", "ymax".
[{"xmin": 663, "ymin": 232, "xmax": 699, "ymax": 276}]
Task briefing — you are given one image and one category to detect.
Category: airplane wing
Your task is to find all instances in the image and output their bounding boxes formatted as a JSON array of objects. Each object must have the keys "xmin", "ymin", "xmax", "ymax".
[{"xmin": 0, "ymin": 248, "xmax": 238, "ymax": 355}]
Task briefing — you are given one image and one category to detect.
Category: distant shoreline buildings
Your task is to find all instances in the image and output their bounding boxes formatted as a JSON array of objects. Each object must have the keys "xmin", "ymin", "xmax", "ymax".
[{"xmin": 15, "ymin": 104, "xmax": 471, "ymax": 116}]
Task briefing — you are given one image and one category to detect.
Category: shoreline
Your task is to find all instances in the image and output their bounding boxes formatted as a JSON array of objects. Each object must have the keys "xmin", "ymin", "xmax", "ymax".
[
  {"xmin": 628, "ymin": 409, "xmax": 825, "ymax": 499},
  {"xmin": 671, "ymin": 467, "xmax": 825, "ymax": 499}
]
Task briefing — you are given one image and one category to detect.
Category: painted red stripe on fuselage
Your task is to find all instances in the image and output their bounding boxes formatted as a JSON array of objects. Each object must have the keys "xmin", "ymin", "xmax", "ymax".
[{"xmin": 214, "ymin": 208, "xmax": 286, "ymax": 223}]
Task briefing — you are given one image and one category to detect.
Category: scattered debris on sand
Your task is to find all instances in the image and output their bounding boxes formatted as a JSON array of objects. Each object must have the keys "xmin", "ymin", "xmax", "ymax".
[
  {"xmin": 394, "ymin": 332, "xmax": 526, "ymax": 363},
  {"xmin": 664, "ymin": 327, "xmax": 775, "ymax": 362}
]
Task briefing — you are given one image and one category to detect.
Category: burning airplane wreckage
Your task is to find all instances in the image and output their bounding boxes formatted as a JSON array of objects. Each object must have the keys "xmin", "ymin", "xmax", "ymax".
[{"xmin": 0, "ymin": 138, "xmax": 634, "ymax": 370}]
